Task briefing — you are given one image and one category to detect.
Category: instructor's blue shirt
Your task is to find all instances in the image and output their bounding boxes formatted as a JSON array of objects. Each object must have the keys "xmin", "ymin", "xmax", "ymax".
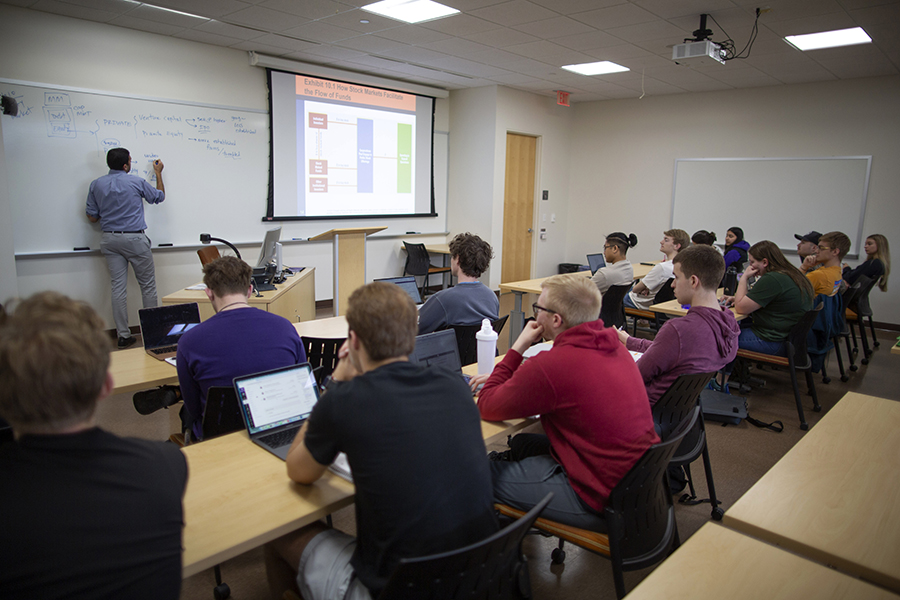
[{"xmin": 86, "ymin": 170, "xmax": 165, "ymax": 231}]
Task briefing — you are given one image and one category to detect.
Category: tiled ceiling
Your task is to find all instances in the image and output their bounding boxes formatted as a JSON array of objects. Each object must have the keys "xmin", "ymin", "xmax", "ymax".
[{"xmin": 5, "ymin": 0, "xmax": 899, "ymax": 101}]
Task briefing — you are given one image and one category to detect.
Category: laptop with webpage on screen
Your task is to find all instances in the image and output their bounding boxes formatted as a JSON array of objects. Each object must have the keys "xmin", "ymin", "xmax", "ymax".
[
  {"xmin": 138, "ymin": 303, "xmax": 201, "ymax": 361},
  {"xmin": 375, "ymin": 275, "xmax": 423, "ymax": 306},
  {"xmin": 587, "ymin": 253, "xmax": 606, "ymax": 275},
  {"xmin": 233, "ymin": 363, "xmax": 320, "ymax": 460}
]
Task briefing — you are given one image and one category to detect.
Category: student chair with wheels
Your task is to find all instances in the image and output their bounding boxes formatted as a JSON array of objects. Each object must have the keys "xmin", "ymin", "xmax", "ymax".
[
  {"xmin": 403, "ymin": 242, "xmax": 451, "ymax": 300},
  {"xmin": 495, "ymin": 407, "xmax": 699, "ymax": 599}
]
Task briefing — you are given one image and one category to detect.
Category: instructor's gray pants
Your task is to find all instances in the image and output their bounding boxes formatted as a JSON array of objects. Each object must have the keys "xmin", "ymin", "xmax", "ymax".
[{"xmin": 100, "ymin": 231, "xmax": 158, "ymax": 339}]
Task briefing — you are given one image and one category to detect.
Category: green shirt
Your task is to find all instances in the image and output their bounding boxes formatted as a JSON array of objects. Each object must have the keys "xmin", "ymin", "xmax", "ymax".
[{"xmin": 747, "ymin": 271, "xmax": 812, "ymax": 341}]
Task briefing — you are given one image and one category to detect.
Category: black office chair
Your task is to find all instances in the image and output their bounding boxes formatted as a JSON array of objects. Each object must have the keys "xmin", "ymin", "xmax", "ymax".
[
  {"xmin": 403, "ymin": 242, "xmax": 451, "ymax": 300},
  {"xmin": 624, "ymin": 277, "xmax": 675, "ymax": 335},
  {"xmin": 827, "ymin": 281, "xmax": 861, "ymax": 382},
  {"xmin": 496, "ymin": 408, "xmax": 699, "ymax": 599},
  {"xmin": 734, "ymin": 303, "xmax": 823, "ymax": 430},
  {"xmin": 447, "ymin": 315, "xmax": 509, "ymax": 366},
  {"xmin": 847, "ymin": 275, "xmax": 879, "ymax": 364},
  {"xmin": 651, "ymin": 372, "xmax": 723, "ymax": 520},
  {"xmin": 599, "ymin": 284, "xmax": 631, "ymax": 329},
  {"xmin": 377, "ymin": 494, "xmax": 552, "ymax": 600},
  {"xmin": 302, "ymin": 336, "xmax": 346, "ymax": 388}
]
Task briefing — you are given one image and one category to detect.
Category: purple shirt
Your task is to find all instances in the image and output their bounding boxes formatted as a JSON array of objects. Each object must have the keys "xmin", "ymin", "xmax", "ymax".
[
  {"xmin": 626, "ymin": 306, "xmax": 740, "ymax": 404},
  {"xmin": 176, "ymin": 307, "xmax": 306, "ymax": 439}
]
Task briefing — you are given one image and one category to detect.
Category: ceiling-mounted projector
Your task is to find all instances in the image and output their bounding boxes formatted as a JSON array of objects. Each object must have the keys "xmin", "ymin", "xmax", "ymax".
[{"xmin": 672, "ymin": 40, "xmax": 726, "ymax": 65}]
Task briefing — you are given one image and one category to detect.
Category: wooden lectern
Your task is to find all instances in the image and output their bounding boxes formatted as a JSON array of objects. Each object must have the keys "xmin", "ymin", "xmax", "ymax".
[{"xmin": 310, "ymin": 227, "xmax": 386, "ymax": 316}]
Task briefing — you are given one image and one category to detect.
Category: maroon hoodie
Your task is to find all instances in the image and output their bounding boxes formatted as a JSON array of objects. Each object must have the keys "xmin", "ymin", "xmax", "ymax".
[{"xmin": 626, "ymin": 306, "xmax": 740, "ymax": 404}]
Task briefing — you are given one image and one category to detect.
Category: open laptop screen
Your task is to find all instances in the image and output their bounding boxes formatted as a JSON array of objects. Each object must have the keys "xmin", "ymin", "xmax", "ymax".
[
  {"xmin": 234, "ymin": 364, "xmax": 319, "ymax": 435},
  {"xmin": 375, "ymin": 275, "xmax": 423, "ymax": 304},
  {"xmin": 587, "ymin": 253, "xmax": 606, "ymax": 275},
  {"xmin": 409, "ymin": 329, "xmax": 462, "ymax": 372},
  {"xmin": 139, "ymin": 303, "xmax": 201, "ymax": 349}
]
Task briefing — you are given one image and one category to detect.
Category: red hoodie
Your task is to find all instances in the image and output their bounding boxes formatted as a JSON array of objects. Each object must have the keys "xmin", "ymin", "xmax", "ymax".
[{"xmin": 478, "ymin": 320, "xmax": 659, "ymax": 512}]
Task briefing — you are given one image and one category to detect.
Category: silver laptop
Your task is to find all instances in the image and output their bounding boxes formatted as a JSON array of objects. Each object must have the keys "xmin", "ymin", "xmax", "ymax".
[
  {"xmin": 409, "ymin": 329, "xmax": 471, "ymax": 385},
  {"xmin": 376, "ymin": 275, "xmax": 423, "ymax": 305},
  {"xmin": 233, "ymin": 363, "xmax": 320, "ymax": 460},
  {"xmin": 138, "ymin": 303, "xmax": 201, "ymax": 360},
  {"xmin": 587, "ymin": 253, "xmax": 606, "ymax": 275}
]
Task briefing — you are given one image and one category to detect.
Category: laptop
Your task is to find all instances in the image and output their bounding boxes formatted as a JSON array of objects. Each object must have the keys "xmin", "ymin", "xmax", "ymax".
[
  {"xmin": 587, "ymin": 253, "xmax": 606, "ymax": 275},
  {"xmin": 409, "ymin": 329, "xmax": 471, "ymax": 385},
  {"xmin": 138, "ymin": 303, "xmax": 201, "ymax": 360},
  {"xmin": 375, "ymin": 275, "xmax": 423, "ymax": 305},
  {"xmin": 233, "ymin": 363, "xmax": 320, "ymax": 460}
]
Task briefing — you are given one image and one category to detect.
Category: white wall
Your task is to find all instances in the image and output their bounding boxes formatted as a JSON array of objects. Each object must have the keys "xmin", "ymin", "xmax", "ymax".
[
  {"xmin": 566, "ymin": 75, "xmax": 900, "ymax": 325},
  {"xmin": 1, "ymin": 5, "xmax": 448, "ymax": 329}
]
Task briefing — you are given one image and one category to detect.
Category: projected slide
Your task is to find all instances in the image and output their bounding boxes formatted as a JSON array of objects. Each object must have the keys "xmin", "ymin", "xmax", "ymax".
[
  {"xmin": 269, "ymin": 70, "xmax": 435, "ymax": 220},
  {"xmin": 301, "ymin": 99, "xmax": 415, "ymax": 216}
]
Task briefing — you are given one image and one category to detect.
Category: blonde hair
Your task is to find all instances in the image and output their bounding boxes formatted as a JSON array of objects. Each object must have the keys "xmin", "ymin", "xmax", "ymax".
[
  {"xmin": 346, "ymin": 282, "xmax": 418, "ymax": 361},
  {"xmin": 664, "ymin": 229, "xmax": 691, "ymax": 251},
  {"xmin": 867, "ymin": 234, "xmax": 890, "ymax": 292},
  {"xmin": 0, "ymin": 292, "xmax": 111, "ymax": 432},
  {"xmin": 540, "ymin": 274, "xmax": 601, "ymax": 327}
]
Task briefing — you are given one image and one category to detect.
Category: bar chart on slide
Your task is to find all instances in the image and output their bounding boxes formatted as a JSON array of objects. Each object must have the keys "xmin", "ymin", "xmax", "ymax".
[{"xmin": 299, "ymin": 100, "xmax": 415, "ymax": 216}]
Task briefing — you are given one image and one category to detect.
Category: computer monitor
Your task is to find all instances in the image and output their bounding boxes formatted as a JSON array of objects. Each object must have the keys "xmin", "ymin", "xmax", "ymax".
[{"xmin": 255, "ymin": 227, "xmax": 282, "ymax": 268}]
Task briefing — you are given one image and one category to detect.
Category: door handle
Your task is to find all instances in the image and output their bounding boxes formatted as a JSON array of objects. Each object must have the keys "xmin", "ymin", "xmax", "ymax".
[{"xmin": 527, "ymin": 228, "xmax": 533, "ymax": 233}]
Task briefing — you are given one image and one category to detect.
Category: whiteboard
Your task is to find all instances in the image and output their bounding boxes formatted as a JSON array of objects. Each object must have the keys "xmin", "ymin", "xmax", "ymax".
[
  {"xmin": 1, "ymin": 80, "xmax": 269, "ymax": 253},
  {"xmin": 671, "ymin": 157, "xmax": 870, "ymax": 259}
]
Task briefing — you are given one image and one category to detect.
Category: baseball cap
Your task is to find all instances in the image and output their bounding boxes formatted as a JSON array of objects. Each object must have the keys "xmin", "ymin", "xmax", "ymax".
[{"xmin": 794, "ymin": 231, "xmax": 822, "ymax": 244}]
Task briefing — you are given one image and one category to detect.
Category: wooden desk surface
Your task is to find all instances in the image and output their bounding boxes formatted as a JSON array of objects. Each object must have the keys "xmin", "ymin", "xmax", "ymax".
[
  {"xmin": 181, "ymin": 405, "xmax": 532, "ymax": 576},
  {"xmin": 110, "ymin": 347, "xmax": 178, "ymax": 395},
  {"xmin": 164, "ymin": 265, "xmax": 314, "ymax": 307},
  {"xmin": 648, "ymin": 297, "xmax": 747, "ymax": 321},
  {"xmin": 424, "ymin": 244, "xmax": 450, "ymax": 255},
  {"xmin": 626, "ymin": 523, "xmax": 897, "ymax": 600},
  {"xmin": 499, "ymin": 263, "xmax": 654, "ymax": 295},
  {"xmin": 294, "ymin": 315, "xmax": 348, "ymax": 339},
  {"xmin": 722, "ymin": 392, "xmax": 900, "ymax": 593}
]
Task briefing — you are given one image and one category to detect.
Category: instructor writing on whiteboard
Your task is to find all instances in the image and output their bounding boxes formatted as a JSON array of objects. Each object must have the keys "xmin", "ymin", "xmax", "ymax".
[{"xmin": 86, "ymin": 147, "xmax": 166, "ymax": 349}]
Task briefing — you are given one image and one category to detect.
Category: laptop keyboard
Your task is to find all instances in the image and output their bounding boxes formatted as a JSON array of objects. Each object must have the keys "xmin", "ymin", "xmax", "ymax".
[
  {"xmin": 149, "ymin": 345, "xmax": 178, "ymax": 355},
  {"xmin": 259, "ymin": 427, "xmax": 300, "ymax": 448}
]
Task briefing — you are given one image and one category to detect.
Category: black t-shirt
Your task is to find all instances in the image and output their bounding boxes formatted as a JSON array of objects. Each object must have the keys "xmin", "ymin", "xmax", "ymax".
[
  {"xmin": 0, "ymin": 428, "xmax": 187, "ymax": 600},
  {"xmin": 304, "ymin": 361, "xmax": 498, "ymax": 596}
]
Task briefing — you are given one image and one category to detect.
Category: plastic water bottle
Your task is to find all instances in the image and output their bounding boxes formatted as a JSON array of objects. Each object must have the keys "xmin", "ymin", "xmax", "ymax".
[{"xmin": 476, "ymin": 318, "xmax": 498, "ymax": 376}]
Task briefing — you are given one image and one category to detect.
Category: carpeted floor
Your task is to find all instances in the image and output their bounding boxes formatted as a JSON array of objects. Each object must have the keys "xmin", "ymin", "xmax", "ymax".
[{"xmin": 95, "ymin": 323, "xmax": 898, "ymax": 600}]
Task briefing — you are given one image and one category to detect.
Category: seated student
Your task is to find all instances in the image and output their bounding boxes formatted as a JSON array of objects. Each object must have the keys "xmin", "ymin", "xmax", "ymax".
[
  {"xmin": 624, "ymin": 229, "xmax": 690, "ymax": 310},
  {"xmin": 801, "ymin": 231, "xmax": 850, "ymax": 297},
  {"xmin": 175, "ymin": 256, "xmax": 306, "ymax": 441},
  {"xmin": 417, "ymin": 232, "xmax": 499, "ymax": 334},
  {"xmin": 0, "ymin": 292, "xmax": 187, "ymax": 599},
  {"xmin": 844, "ymin": 233, "xmax": 890, "ymax": 292},
  {"xmin": 716, "ymin": 241, "xmax": 814, "ymax": 390},
  {"xmin": 795, "ymin": 231, "xmax": 822, "ymax": 267},
  {"xmin": 618, "ymin": 245, "xmax": 739, "ymax": 404},
  {"xmin": 723, "ymin": 227, "xmax": 750, "ymax": 271},
  {"xmin": 692, "ymin": 229, "xmax": 718, "ymax": 247},
  {"xmin": 472, "ymin": 274, "xmax": 658, "ymax": 530},
  {"xmin": 266, "ymin": 282, "xmax": 497, "ymax": 600},
  {"xmin": 591, "ymin": 231, "xmax": 638, "ymax": 295}
]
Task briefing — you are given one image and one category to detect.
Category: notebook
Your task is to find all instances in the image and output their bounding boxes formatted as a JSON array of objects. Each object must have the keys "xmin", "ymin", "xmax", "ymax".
[
  {"xmin": 587, "ymin": 253, "xmax": 606, "ymax": 275},
  {"xmin": 375, "ymin": 275, "xmax": 423, "ymax": 305},
  {"xmin": 409, "ymin": 329, "xmax": 471, "ymax": 385},
  {"xmin": 138, "ymin": 303, "xmax": 201, "ymax": 360},
  {"xmin": 233, "ymin": 363, "xmax": 320, "ymax": 460}
]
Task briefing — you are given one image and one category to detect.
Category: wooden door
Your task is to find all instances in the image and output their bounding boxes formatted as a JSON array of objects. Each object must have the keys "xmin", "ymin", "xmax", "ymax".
[{"xmin": 501, "ymin": 133, "xmax": 536, "ymax": 283}]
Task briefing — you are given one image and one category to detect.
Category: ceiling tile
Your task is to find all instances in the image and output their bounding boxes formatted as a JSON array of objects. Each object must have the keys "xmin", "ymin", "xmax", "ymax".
[
  {"xmin": 469, "ymin": 0, "xmax": 557, "ymax": 26},
  {"xmin": 377, "ymin": 45, "xmax": 452, "ymax": 64},
  {"xmin": 280, "ymin": 21, "xmax": 359, "ymax": 43},
  {"xmin": 512, "ymin": 16, "xmax": 596, "ymax": 38},
  {"xmin": 460, "ymin": 26, "xmax": 538, "ymax": 47},
  {"xmin": 464, "ymin": 47, "xmax": 539, "ymax": 67},
  {"xmin": 529, "ymin": 0, "xmax": 622, "ymax": 15},
  {"xmin": 173, "ymin": 28, "xmax": 243, "ymax": 46},
  {"xmin": 193, "ymin": 19, "xmax": 266, "ymax": 40},
  {"xmin": 229, "ymin": 39, "xmax": 295, "ymax": 55},
  {"xmin": 317, "ymin": 8, "xmax": 403, "ymax": 33},
  {"xmin": 849, "ymin": 4, "xmax": 900, "ymax": 40},
  {"xmin": 570, "ymin": 3, "xmax": 657, "ymax": 29},
  {"xmin": 373, "ymin": 24, "xmax": 455, "ymax": 45},
  {"xmin": 54, "ymin": 0, "xmax": 135, "ymax": 13},
  {"xmin": 129, "ymin": 4, "xmax": 210, "ymax": 27},
  {"xmin": 606, "ymin": 19, "xmax": 687, "ymax": 43},
  {"xmin": 258, "ymin": 0, "xmax": 354, "ymax": 20},
  {"xmin": 31, "ymin": 0, "xmax": 116, "ymax": 21},
  {"xmin": 221, "ymin": 5, "xmax": 310, "ymax": 31},
  {"xmin": 335, "ymin": 34, "xmax": 410, "ymax": 53},
  {"xmin": 419, "ymin": 13, "xmax": 500, "ymax": 36},
  {"xmin": 299, "ymin": 44, "xmax": 367, "ymax": 61},
  {"xmin": 108, "ymin": 14, "xmax": 188, "ymax": 34},
  {"xmin": 632, "ymin": 0, "xmax": 739, "ymax": 20},
  {"xmin": 764, "ymin": 11, "xmax": 857, "ymax": 36},
  {"xmin": 731, "ymin": 0, "xmax": 844, "ymax": 23},
  {"xmin": 420, "ymin": 36, "xmax": 498, "ymax": 59},
  {"xmin": 151, "ymin": 0, "xmax": 248, "ymax": 19},
  {"xmin": 251, "ymin": 32, "xmax": 320, "ymax": 51},
  {"xmin": 551, "ymin": 29, "xmax": 625, "ymax": 51}
]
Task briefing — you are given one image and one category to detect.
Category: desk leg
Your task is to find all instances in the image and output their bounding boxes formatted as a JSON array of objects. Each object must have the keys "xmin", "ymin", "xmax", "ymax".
[
  {"xmin": 442, "ymin": 254, "xmax": 450, "ymax": 289},
  {"xmin": 509, "ymin": 292, "xmax": 524, "ymax": 346}
]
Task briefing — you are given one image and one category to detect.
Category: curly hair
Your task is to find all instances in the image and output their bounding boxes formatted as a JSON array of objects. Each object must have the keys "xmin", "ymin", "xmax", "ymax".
[{"xmin": 449, "ymin": 233, "xmax": 494, "ymax": 278}]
